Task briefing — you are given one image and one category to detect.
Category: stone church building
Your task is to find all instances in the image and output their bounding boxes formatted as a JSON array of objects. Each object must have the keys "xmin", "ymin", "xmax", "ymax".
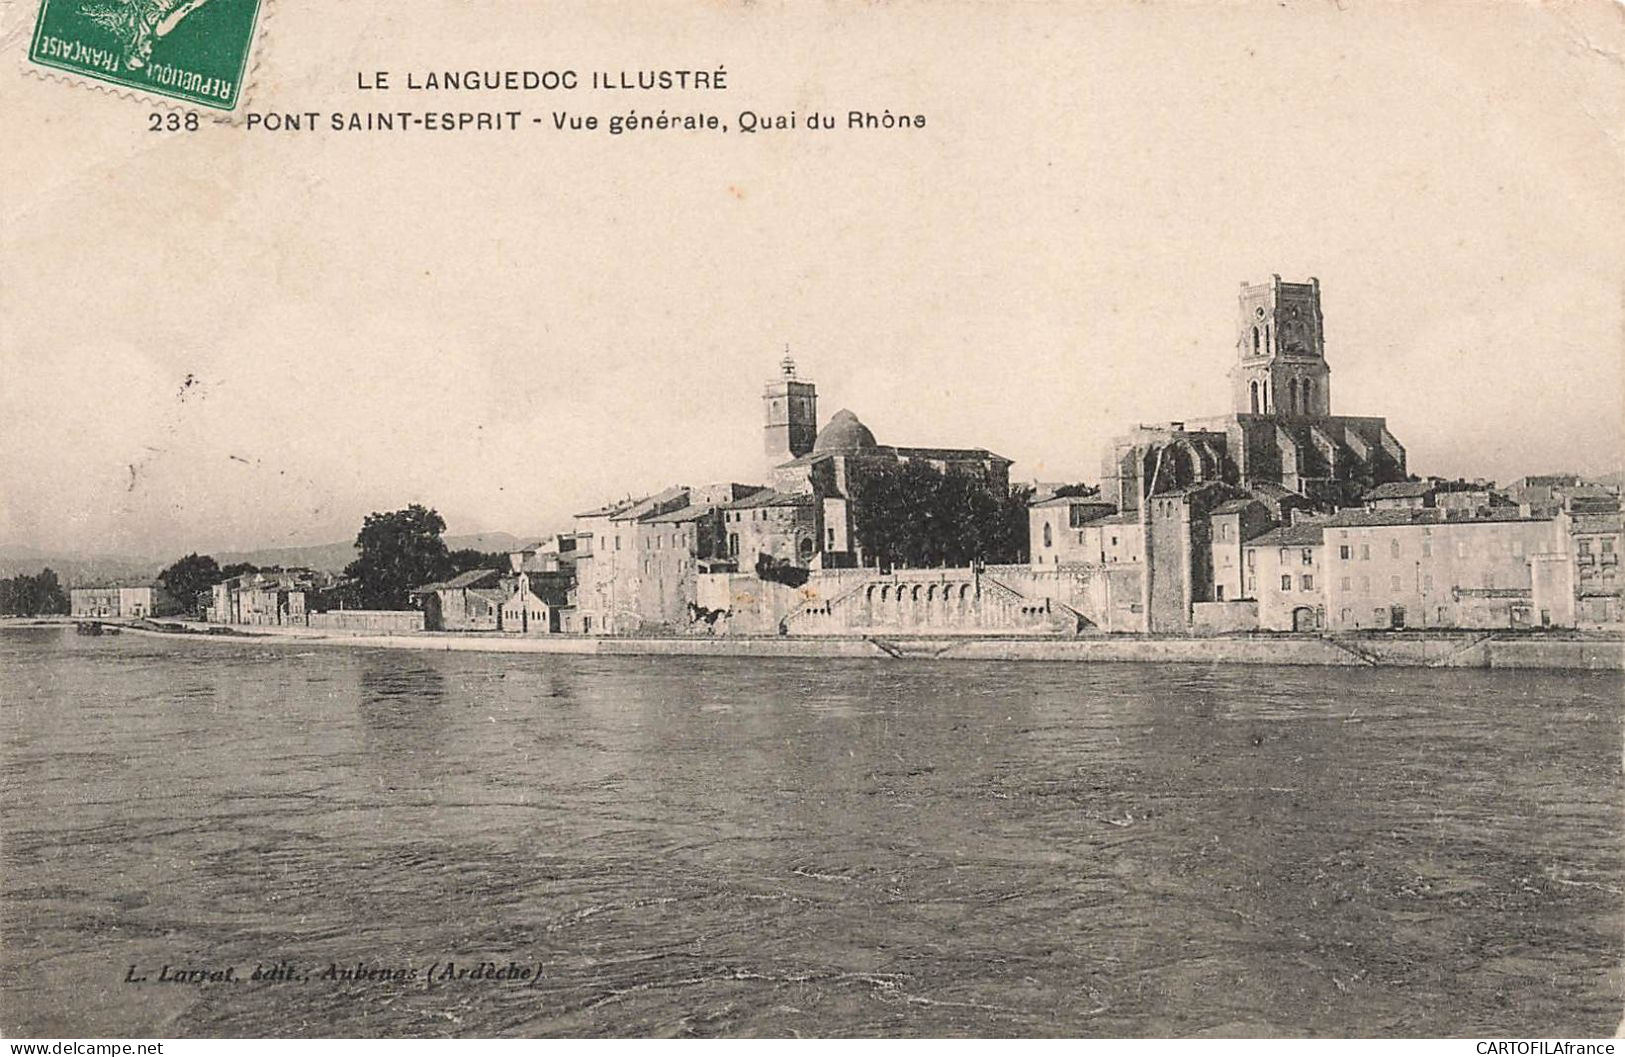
[
  {"xmin": 1103, "ymin": 276, "xmax": 1408, "ymax": 518},
  {"xmin": 759, "ymin": 354, "xmax": 1012, "ymax": 568}
]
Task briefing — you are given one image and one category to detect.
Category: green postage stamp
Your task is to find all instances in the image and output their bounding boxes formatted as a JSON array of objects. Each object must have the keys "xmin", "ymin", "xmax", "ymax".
[{"xmin": 28, "ymin": 0, "xmax": 263, "ymax": 110}]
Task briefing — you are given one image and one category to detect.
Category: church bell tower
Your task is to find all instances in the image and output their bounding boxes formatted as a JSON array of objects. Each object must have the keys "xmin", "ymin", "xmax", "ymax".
[
  {"xmin": 1230, "ymin": 275, "xmax": 1332, "ymax": 418},
  {"xmin": 764, "ymin": 350, "xmax": 817, "ymax": 467}
]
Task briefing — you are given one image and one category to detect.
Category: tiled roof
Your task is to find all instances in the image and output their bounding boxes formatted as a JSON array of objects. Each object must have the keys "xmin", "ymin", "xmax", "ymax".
[
  {"xmin": 892, "ymin": 445, "xmax": 1012, "ymax": 465},
  {"xmin": 574, "ymin": 495, "xmax": 646, "ymax": 519},
  {"xmin": 1366, "ymin": 480, "xmax": 1435, "ymax": 500},
  {"xmin": 644, "ymin": 503, "xmax": 719, "ymax": 524},
  {"xmin": 444, "ymin": 568, "xmax": 501, "ymax": 589},
  {"xmin": 1572, "ymin": 512, "xmax": 1623, "ymax": 533},
  {"xmin": 1321, "ymin": 508, "xmax": 1546, "ymax": 528},
  {"xmin": 726, "ymin": 489, "xmax": 815, "ymax": 510},
  {"xmin": 1248, "ymin": 524, "xmax": 1325, "ymax": 547},
  {"xmin": 610, "ymin": 486, "xmax": 691, "ymax": 522},
  {"xmin": 1030, "ymin": 495, "xmax": 1113, "ymax": 510}
]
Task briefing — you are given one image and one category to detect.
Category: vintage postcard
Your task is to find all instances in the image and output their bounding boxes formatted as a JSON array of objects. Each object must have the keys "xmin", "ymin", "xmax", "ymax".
[{"xmin": 2, "ymin": 0, "xmax": 1623, "ymax": 1044}]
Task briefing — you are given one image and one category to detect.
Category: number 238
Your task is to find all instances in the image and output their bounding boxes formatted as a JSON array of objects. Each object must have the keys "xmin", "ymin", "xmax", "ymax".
[{"xmin": 149, "ymin": 111, "xmax": 200, "ymax": 131}]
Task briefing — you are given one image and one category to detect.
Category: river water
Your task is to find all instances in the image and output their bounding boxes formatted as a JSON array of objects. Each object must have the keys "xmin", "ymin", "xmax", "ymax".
[{"xmin": 1, "ymin": 626, "xmax": 1620, "ymax": 1037}]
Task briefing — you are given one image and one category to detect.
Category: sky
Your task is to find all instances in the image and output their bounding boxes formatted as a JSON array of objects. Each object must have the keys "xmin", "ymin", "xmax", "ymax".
[{"xmin": 2, "ymin": 0, "xmax": 1622, "ymax": 558}]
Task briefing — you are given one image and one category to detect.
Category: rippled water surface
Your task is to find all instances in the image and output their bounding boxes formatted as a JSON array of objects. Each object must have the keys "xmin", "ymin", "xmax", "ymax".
[{"xmin": 1, "ymin": 627, "xmax": 1621, "ymax": 1037}]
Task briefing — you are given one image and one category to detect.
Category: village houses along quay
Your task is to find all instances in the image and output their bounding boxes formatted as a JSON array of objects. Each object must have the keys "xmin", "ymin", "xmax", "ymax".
[{"xmin": 73, "ymin": 277, "xmax": 1623, "ymax": 643}]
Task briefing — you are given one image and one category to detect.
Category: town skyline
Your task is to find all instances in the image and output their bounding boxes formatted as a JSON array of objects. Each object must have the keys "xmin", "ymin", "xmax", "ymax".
[
  {"xmin": 4, "ymin": 2, "xmax": 1621, "ymax": 558},
  {"xmin": 2, "ymin": 269, "xmax": 1621, "ymax": 562}
]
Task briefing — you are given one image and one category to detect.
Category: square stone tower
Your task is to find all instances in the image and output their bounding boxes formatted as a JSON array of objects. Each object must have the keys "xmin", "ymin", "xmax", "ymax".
[
  {"xmin": 764, "ymin": 351, "xmax": 817, "ymax": 467},
  {"xmin": 1230, "ymin": 275, "xmax": 1331, "ymax": 418}
]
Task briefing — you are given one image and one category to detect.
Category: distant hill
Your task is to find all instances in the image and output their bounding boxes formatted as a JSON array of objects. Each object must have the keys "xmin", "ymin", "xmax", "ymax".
[
  {"xmin": 0, "ymin": 532, "xmax": 532, "ymax": 585},
  {"xmin": 218, "ymin": 532, "xmax": 529, "ymax": 574},
  {"xmin": 0, "ymin": 548, "xmax": 165, "ymax": 587}
]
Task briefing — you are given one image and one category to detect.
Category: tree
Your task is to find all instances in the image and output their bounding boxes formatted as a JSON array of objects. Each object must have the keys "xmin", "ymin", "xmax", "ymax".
[
  {"xmin": 343, "ymin": 504, "xmax": 454, "ymax": 609},
  {"xmin": 220, "ymin": 561, "xmax": 259, "ymax": 579},
  {"xmin": 157, "ymin": 554, "xmax": 222, "ymax": 617},
  {"xmin": 849, "ymin": 462, "xmax": 1031, "ymax": 569},
  {"xmin": 0, "ymin": 568, "xmax": 69, "ymax": 616},
  {"xmin": 447, "ymin": 548, "xmax": 511, "ymax": 574}
]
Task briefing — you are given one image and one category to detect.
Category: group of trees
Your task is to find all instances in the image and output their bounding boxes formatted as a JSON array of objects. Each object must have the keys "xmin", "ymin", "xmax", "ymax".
[
  {"xmin": 157, "ymin": 553, "xmax": 223, "ymax": 615},
  {"xmin": 849, "ymin": 462, "xmax": 1033, "ymax": 570},
  {"xmin": 0, "ymin": 569, "xmax": 69, "ymax": 616},
  {"xmin": 148, "ymin": 507, "xmax": 506, "ymax": 615},
  {"xmin": 341, "ymin": 505, "xmax": 506, "ymax": 609},
  {"xmin": 2, "ymin": 509, "xmax": 499, "ymax": 621}
]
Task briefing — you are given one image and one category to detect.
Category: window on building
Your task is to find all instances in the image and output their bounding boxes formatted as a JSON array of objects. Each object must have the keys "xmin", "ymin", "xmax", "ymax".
[
  {"xmin": 1360, "ymin": 544, "xmax": 1370, "ymax": 560},
  {"xmin": 1340, "ymin": 545, "xmax": 1351, "ymax": 560},
  {"xmin": 1216, "ymin": 585, "xmax": 1226, "ymax": 601},
  {"xmin": 1301, "ymin": 575, "xmax": 1314, "ymax": 591},
  {"xmin": 1043, "ymin": 523, "xmax": 1053, "ymax": 548},
  {"xmin": 827, "ymin": 527, "xmax": 836, "ymax": 548},
  {"xmin": 1246, "ymin": 550, "xmax": 1255, "ymax": 569},
  {"xmin": 1302, "ymin": 549, "xmax": 1314, "ymax": 566},
  {"xmin": 1579, "ymin": 540, "xmax": 1592, "ymax": 555},
  {"xmin": 1281, "ymin": 575, "xmax": 1292, "ymax": 591},
  {"xmin": 1361, "ymin": 576, "xmax": 1371, "ymax": 593},
  {"xmin": 1390, "ymin": 539, "xmax": 1401, "ymax": 558},
  {"xmin": 1341, "ymin": 577, "xmax": 1351, "ymax": 590},
  {"xmin": 1603, "ymin": 539, "xmax": 1615, "ymax": 554},
  {"xmin": 1422, "ymin": 541, "xmax": 1432, "ymax": 557},
  {"xmin": 1279, "ymin": 548, "xmax": 1289, "ymax": 563}
]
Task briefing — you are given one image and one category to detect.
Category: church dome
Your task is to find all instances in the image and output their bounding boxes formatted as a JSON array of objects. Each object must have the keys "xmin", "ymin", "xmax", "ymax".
[{"xmin": 813, "ymin": 409, "xmax": 878, "ymax": 453}]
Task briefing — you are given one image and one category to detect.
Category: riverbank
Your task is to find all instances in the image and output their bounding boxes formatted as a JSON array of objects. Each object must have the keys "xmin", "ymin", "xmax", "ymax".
[{"xmin": 22, "ymin": 616, "xmax": 1622, "ymax": 670}]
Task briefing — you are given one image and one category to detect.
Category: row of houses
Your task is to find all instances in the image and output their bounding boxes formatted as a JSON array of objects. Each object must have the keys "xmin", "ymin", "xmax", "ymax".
[
  {"xmin": 201, "ymin": 569, "xmax": 337, "ymax": 625},
  {"xmin": 1028, "ymin": 484, "xmax": 1621, "ymax": 633},
  {"xmin": 69, "ymin": 584, "xmax": 168, "ymax": 619}
]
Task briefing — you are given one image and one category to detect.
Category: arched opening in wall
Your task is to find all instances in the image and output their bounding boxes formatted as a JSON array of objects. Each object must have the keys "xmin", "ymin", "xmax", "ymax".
[
  {"xmin": 879, "ymin": 586, "xmax": 890, "ymax": 602},
  {"xmin": 1290, "ymin": 378, "xmax": 1300, "ymax": 414},
  {"xmin": 1250, "ymin": 381, "xmax": 1259, "ymax": 414},
  {"xmin": 1043, "ymin": 523, "xmax": 1053, "ymax": 548},
  {"xmin": 1292, "ymin": 606, "xmax": 1320, "ymax": 632},
  {"xmin": 1303, "ymin": 378, "xmax": 1314, "ymax": 411},
  {"xmin": 1263, "ymin": 380, "xmax": 1270, "ymax": 413},
  {"xmin": 1252, "ymin": 326, "xmax": 1260, "ymax": 354},
  {"xmin": 798, "ymin": 537, "xmax": 814, "ymax": 561}
]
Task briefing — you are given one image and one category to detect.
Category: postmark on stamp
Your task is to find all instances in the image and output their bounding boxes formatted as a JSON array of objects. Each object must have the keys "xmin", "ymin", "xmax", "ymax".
[{"xmin": 28, "ymin": 0, "xmax": 263, "ymax": 110}]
